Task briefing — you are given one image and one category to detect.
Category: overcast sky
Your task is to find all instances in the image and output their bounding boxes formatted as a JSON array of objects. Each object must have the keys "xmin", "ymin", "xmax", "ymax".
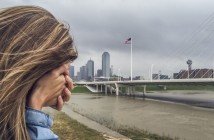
[{"xmin": 1, "ymin": 0, "xmax": 214, "ymax": 78}]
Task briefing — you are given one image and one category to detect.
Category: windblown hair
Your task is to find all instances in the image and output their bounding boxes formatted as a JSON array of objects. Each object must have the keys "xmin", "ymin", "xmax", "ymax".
[{"xmin": 0, "ymin": 6, "xmax": 77, "ymax": 140}]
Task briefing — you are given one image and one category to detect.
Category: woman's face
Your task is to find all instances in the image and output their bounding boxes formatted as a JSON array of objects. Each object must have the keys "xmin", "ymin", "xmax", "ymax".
[{"xmin": 27, "ymin": 63, "xmax": 73, "ymax": 111}]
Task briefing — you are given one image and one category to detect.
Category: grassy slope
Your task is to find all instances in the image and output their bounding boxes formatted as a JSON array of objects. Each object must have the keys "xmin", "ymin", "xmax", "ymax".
[
  {"xmin": 52, "ymin": 112, "xmax": 106, "ymax": 140},
  {"xmin": 135, "ymin": 85, "xmax": 214, "ymax": 92},
  {"xmin": 118, "ymin": 128, "xmax": 179, "ymax": 140},
  {"xmin": 72, "ymin": 86, "xmax": 93, "ymax": 94}
]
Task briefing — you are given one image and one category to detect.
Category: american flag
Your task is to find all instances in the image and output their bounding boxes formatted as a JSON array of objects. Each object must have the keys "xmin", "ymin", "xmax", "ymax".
[{"xmin": 125, "ymin": 37, "xmax": 131, "ymax": 44}]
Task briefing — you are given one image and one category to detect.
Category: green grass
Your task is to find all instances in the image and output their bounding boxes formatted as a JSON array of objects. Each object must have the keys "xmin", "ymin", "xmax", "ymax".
[
  {"xmin": 118, "ymin": 128, "xmax": 180, "ymax": 140},
  {"xmin": 72, "ymin": 86, "xmax": 93, "ymax": 94},
  {"xmin": 166, "ymin": 85, "xmax": 214, "ymax": 90}
]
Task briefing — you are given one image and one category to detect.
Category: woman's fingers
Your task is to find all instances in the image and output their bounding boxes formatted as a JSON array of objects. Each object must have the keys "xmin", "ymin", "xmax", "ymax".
[
  {"xmin": 56, "ymin": 96, "xmax": 64, "ymax": 111},
  {"xmin": 65, "ymin": 75, "xmax": 73, "ymax": 91},
  {"xmin": 62, "ymin": 88, "xmax": 71, "ymax": 102},
  {"xmin": 28, "ymin": 63, "xmax": 71, "ymax": 111}
]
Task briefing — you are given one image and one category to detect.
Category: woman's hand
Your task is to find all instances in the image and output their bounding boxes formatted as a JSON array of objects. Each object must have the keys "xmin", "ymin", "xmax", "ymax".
[
  {"xmin": 27, "ymin": 64, "xmax": 72, "ymax": 111},
  {"xmin": 49, "ymin": 75, "xmax": 73, "ymax": 110}
]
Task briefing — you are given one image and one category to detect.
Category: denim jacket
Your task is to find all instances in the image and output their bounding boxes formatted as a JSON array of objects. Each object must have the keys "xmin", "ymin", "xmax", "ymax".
[{"xmin": 25, "ymin": 107, "xmax": 59, "ymax": 140}]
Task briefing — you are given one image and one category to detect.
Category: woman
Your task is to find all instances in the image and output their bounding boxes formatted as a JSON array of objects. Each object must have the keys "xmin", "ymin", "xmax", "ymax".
[{"xmin": 0, "ymin": 6, "xmax": 78, "ymax": 140}]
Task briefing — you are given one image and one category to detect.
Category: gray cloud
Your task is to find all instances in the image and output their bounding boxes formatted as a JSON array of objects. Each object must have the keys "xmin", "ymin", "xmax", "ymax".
[{"xmin": 1, "ymin": 0, "xmax": 214, "ymax": 78}]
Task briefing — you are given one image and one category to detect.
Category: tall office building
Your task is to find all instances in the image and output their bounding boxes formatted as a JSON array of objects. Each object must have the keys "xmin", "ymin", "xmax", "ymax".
[
  {"xmin": 110, "ymin": 65, "xmax": 113, "ymax": 77},
  {"xmin": 97, "ymin": 69, "xmax": 102, "ymax": 77},
  {"xmin": 77, "ymin": 72, "xmax": 81, "ymax": 81},
  {"xmin": 102, "ymin": 52, "xmax": 110, "ymax": 77},
  {"xmin": 80, "ymin": 66, "xmax": 87, "ymax": 80},
  {"xmin": 86, "ymin": 59, "xmax": 94, "ymax": 81},
  {"xmin": 69, "ymin": 65, "xmax": 75, "ymax": 79}
]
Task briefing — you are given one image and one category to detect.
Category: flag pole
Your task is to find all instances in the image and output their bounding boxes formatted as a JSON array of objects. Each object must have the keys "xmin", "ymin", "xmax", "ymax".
[{"xmin": 131, "ymin": 37, "xmax": 133, "ymax": 81}]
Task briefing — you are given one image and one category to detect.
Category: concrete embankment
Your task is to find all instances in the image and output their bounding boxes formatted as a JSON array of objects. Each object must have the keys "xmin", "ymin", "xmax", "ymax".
[{"xmin": 62, "ymin": 105, "xmax": 130, "ymax": 140}]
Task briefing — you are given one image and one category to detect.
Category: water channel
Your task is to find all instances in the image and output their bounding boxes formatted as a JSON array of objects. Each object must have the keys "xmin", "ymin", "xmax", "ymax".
[{"xmin": 66, "ymin": 91, "xmax": 214, "ymax": 140}]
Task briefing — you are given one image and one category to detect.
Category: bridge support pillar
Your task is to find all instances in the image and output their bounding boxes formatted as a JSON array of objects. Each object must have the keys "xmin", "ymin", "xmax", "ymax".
[
  {"xmin": 110, "ymin": 86, "xmax": 112, "ymax": 94},
  {"xmin": 128, "ymin": 87, "xmax": 134, "ymax": 95},
  {"xmin": 105, "ymin": 85, "xmax": 107, "ymax": 95},
  {"xmin": 143, "ymin": 85, "xmax": 146, "ymax": 93},
  {"xmin": 101, "ymin": 85, "xmax": 103, "ymax": 93},
  {"xmin": 143, "ymin": 85, "xmax": 146, "ymax": 98},
  {"xmin": 130, "ymin": 87, "xmax": 132, "ymax": 95},
  {"xmin": 127, "ymin": 87, "xmax": 130, "ymax": 95},
  {"xmin": 125, "ymin": 87, "xmax": 128, "ymax": 95},
  {"xmin": 115, "ymin": 83, "xmax": 119, "ymax": 96},
  {"xmin": 164, "ymin": 85, "xmax": 167, "ymax": 90},
  {"xmin": 96, "ymin": 85, "xmax": 98, "ymax": 92}
]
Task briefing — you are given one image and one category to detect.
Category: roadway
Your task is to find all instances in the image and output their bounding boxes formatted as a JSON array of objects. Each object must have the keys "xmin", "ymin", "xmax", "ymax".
[{"xmin": 75, "ymin": 78, "xmax": 214, "ymax": 86}]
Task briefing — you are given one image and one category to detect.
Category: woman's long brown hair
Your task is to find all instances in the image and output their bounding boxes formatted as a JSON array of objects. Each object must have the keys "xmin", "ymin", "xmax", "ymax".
[{"xmin": 0, "ymin": 6, "xmax": 77, "ymax": 140}]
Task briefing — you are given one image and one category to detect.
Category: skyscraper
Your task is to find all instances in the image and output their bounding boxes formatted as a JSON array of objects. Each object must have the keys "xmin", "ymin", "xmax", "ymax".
[
  {"xmin": 80, "ymin": 66, "xmax": 87, "ymax": 80},
  {"xmin": 77, "ymin": 72, "xmax": 81, "ymax": 81},
  {"xmin": 97, "ymin": 69, "xmax": 102, "ymax": 77},
  {"xmin": 110, "ymin": 65, "xmax": 113, "ymax": 77},
  {"xmin": 69, "ymin": 65, "xmax": 75, "ymax": 79},
  {"xmin": 102, "ymin": 52, "xmax": 110, "ymax": 77},
  {"xmin": 86, "ymin": 59, "xmax": 94, "ymax": 81}
]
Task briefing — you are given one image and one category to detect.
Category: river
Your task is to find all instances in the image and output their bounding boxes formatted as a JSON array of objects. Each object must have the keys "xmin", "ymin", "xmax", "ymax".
[{"xmin": 66, "ymin": 91, "xmax": 214, "ymax": 140}]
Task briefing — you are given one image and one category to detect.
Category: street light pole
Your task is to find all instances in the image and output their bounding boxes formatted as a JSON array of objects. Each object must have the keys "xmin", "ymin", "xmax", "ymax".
[
  {"xmin": 118, "ymin": 68, "xmax": 120, "ymax": 81},
  {"xmin": 151, "ymin": 64, "xmax": 154, "ymax": 81}
]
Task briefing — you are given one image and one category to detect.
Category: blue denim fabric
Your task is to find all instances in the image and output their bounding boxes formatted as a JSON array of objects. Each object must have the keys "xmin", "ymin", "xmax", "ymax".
[{"xmin": 25, "ymin": 107, "xmax": 59, "ymax": 140}]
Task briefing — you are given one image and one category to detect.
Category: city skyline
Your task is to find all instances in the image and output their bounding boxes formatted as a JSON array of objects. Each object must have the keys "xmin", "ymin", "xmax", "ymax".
[
  {"xmin": 74, "ymin": 52, "xmax": 111, "ymax": 81},
  {"xmin": 73, "ymin": 56, "xmax": 214, "ymax": 80},
  {"xmin": 1, "ymin": 1, "xmax": 214, "ymax": 78}
]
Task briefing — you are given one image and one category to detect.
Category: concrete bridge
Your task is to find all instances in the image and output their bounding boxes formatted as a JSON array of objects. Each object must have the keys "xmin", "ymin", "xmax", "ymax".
[{"xmin": 74, "ymin": 78, "xmax": 214, "ymax": 96}]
